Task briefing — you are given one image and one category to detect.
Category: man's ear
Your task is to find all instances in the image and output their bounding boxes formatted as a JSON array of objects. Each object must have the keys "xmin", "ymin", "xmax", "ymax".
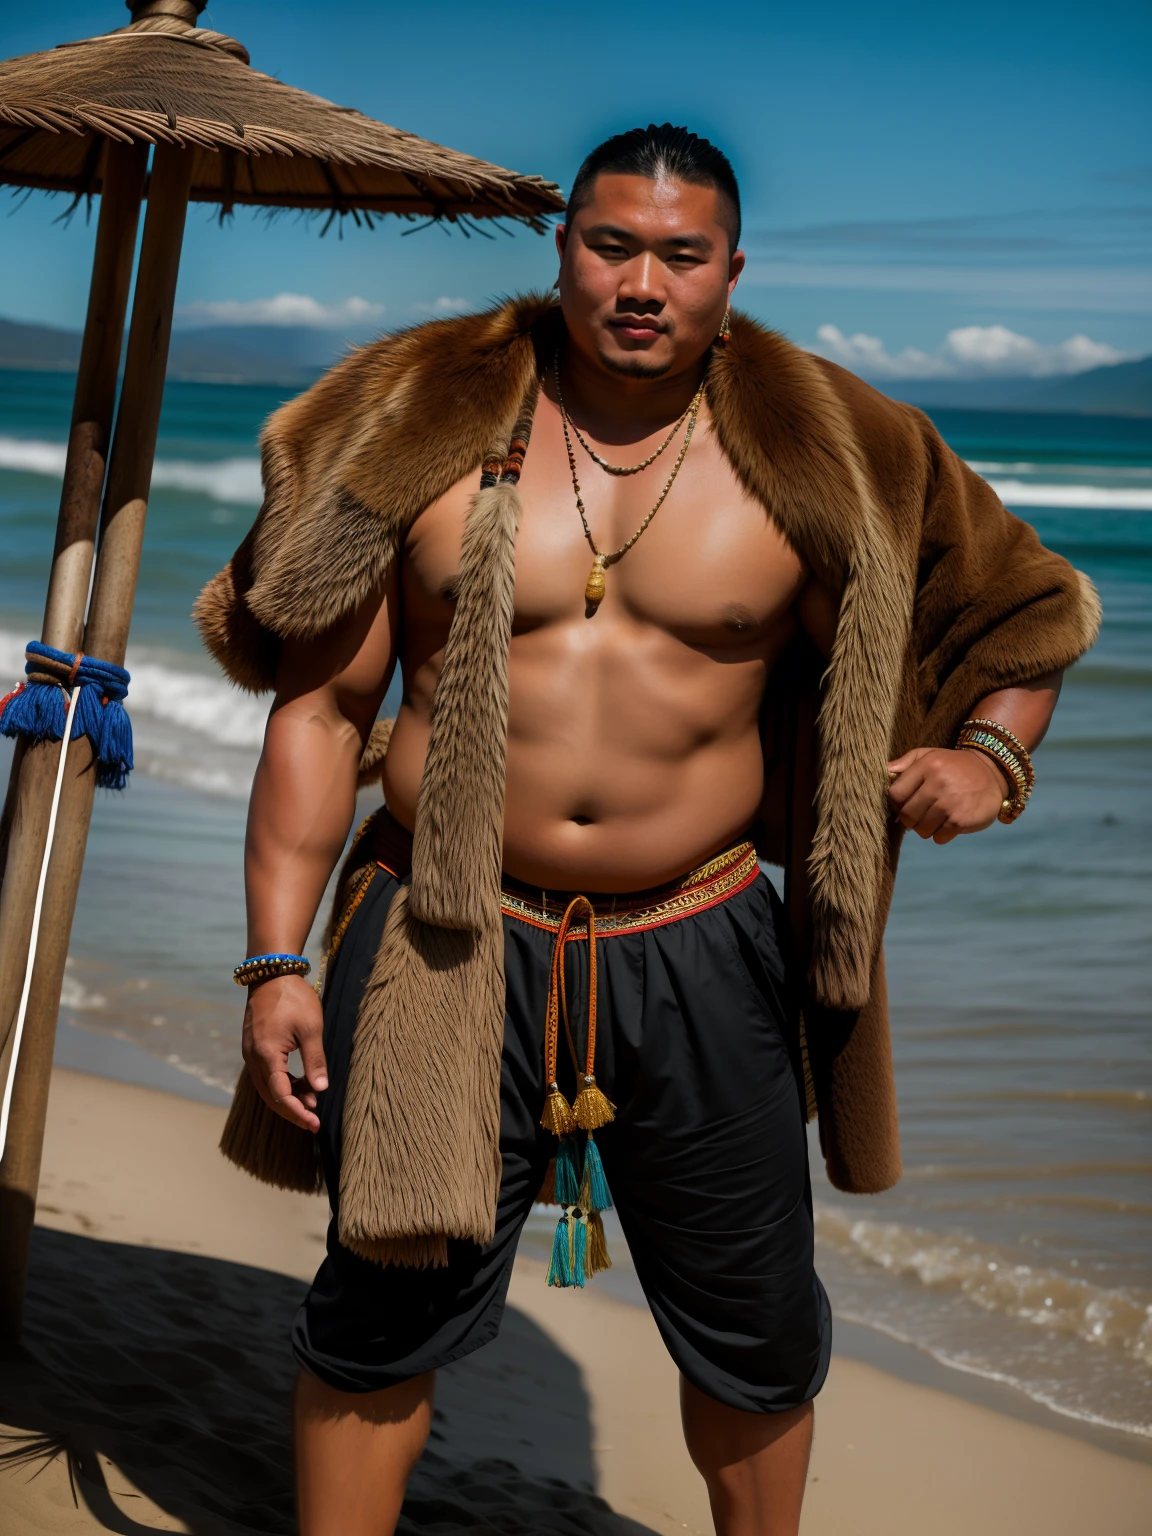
[{"xmin": 555, "ymin": 222, "xmax": 568, "ymax": 262}]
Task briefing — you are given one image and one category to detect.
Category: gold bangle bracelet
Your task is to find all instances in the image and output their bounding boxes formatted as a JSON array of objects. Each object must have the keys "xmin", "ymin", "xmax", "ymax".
[
  {"xmin": 956, "ymin": 738, "xmax": 1029, "ymax": 823},
  {"xmin": 960, "ymin": 719, "xmax": 1035, "ymax": 788},
  {"xmin": 957, "ymin": 729, "xmax": 1033, "ymax": 786},
  {"xmin": 957, "ymin": 733, "xmax": 1032, "ymax": 793},
  {"xmin": 964, "ymin": 716, "xmax": 1029, "ymax": 756}
]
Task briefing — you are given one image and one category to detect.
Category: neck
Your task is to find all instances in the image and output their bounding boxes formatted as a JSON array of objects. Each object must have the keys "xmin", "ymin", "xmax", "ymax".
[{"xmin": 553, "ymin": 336, "xmax": 708, "ymax": 444}]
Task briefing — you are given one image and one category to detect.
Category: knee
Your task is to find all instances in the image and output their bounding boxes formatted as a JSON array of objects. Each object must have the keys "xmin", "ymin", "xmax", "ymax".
[
  {"xmin": 296, "ymin": 1367, "xmax": 434, "ymax": 1432},
  {"xmin": 680, "ymin": 1376, "xmax": 813, "ymax": 1481},
  {"xmin": 295, "ymin": 1370, "xmax": 437, "ymax": 1536}
]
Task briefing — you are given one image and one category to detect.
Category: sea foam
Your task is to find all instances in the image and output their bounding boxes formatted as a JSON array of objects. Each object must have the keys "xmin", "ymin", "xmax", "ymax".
[
  {"xmin": 815, "ymin": 1203, "xmax": 1152, "ymax": 1368},
  {"xmin": 985, "ymin": 478, "xmax": 1152, "ymax": 511},
  {"xmin": 0, "ymin": 629, "xmax": 267, "ymax": 747},
  {"xmin": 0, "ymin": 436, "xmax": 263, "ymax": 504}
]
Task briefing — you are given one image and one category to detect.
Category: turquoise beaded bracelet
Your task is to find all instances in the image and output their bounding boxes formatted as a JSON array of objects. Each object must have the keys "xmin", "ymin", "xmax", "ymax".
[{"xmin": 233, "ymin": 952, "xmax": 311, "ymax": 987}]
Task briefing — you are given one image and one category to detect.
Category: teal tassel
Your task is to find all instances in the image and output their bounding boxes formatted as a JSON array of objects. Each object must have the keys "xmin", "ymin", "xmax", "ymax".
[
  {"xmin": 546, "ymin": 1211, "xmax": 574, "ymax": 1287},
  {"xmin": 554, "ymin": 1135, "xmax": 581, "ymax": 1205},
  {"xmin": 571, "ymin": 1215, "xmax": 587, "ymax": 1287},
  {"xmin": 582, "ymin": 1134, "xmax": 613, "ymax": 1212}
]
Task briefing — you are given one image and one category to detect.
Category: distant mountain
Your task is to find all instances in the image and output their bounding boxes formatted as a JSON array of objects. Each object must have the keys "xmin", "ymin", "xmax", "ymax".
[
  {"xmin": 880, "ymin": 356, "xmax": 1152, "ymax": 417},
  {"xmin": 164, "ymin": 324, "xmax": 358, "ymax": 384},
  {"xmin": 0, "ymin": 317, "xmax": 81, "ymax": 371},
  {"xmin": 879, "ymin": 376, "xmax": 1041, "ymax": 411},
  {"xmin": 1023, "ymin": 355, "xmax": 1152, "ymax": 416},
  {"xmin": 0, "ymin": 316, "xmax": 362, "ymax": 385},
  {"xmin": 3, "ymin": 313, "xmax": 1149, "ymax": 414}
]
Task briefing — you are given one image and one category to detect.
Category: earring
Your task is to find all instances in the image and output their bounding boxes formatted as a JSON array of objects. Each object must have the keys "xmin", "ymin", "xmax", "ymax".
[{"xmin": 717, "ymin": 308, "xmax": 732, "ymax": 345}]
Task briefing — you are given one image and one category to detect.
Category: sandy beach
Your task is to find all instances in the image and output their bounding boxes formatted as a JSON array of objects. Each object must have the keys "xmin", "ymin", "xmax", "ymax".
[{"xmin": 0, "ymin": 1068, "xmax": 1146, "ymax": 1535}]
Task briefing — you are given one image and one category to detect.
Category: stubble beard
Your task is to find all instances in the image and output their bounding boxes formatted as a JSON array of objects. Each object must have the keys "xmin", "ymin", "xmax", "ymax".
[{"xmin": 597, "ymin": 346, "xmax": 674, "ymax": 381}]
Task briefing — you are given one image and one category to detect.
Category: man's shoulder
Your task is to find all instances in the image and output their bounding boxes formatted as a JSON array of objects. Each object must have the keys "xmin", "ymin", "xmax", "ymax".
[
  {"xmin": 808, "ymin": 353, "xmax": 930, "ymax": 440},
  {"xmin": 725, "ymin": 312, "xmax": 935, "ymax": 460}
]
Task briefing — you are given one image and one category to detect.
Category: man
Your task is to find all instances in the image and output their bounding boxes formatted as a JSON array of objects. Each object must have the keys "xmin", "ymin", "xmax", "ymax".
[{"xmin": 196, "ymin": 125, "xmax": 1097, "ymax": 1535}]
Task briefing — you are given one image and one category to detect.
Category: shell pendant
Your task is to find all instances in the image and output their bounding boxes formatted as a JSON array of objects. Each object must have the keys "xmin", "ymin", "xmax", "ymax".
[{"xmin": 585, "ymin": 554, "xmax": 608, "ymax": 605}]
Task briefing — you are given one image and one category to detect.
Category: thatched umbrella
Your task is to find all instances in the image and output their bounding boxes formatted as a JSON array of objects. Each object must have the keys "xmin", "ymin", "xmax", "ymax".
[
  {"xmin": 0, "ymin": 0, "xmax": 564, "ymax": 1341},
  {"xmin": 0, "ymin": 5, "xmax": 560, "ymax": 227}
]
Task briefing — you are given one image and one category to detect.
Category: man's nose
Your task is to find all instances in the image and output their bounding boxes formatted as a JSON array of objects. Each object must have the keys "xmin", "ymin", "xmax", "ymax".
[{"xmin": 617, "ymin": 252, "xmax": 665, "ymax": 310}]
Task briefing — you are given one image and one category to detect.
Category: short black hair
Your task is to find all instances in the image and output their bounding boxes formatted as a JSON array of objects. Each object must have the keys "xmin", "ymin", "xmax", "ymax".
[{"xmin": 567, "ymin": 123, "xmax": 741, "ymax": 249}]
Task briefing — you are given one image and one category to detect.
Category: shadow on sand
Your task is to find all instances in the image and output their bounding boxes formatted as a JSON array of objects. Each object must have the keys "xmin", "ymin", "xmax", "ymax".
[{"xmin": 0, "ymin": 1227, "xmax": 660, "ymax": 1535}]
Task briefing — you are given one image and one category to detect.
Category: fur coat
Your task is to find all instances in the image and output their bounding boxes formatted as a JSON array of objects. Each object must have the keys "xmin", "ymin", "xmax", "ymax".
[{"xmin": 195, "ymin": 294, "xmax": 1100, "ymax": 1267}]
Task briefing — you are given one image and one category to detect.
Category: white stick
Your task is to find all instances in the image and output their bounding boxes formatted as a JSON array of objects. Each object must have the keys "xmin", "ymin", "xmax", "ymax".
[{"xmin": 0, "ymin": 684, "xmax": 83, "ymax": 1159}]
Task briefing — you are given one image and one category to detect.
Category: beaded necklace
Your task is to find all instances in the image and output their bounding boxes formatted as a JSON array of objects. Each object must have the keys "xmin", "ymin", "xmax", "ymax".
[
  {"xmin": 557, "ymin": 371, "xmax": 697, "ymax": 475},
  {"xmin": 554, "ymin": 355, "xmax": 703, "ymax": 607}
]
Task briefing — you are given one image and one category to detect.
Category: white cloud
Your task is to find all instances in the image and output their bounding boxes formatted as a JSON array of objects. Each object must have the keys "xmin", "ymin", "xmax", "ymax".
[
  {"xmin": 410, "ymin": 296, "xmax": 470, "ymax": 315},
  {"xmin": 176, "ymin": 293, "xmax": 384, "ymax": 329},
  {"xmin": 812, "ymin": 323, "xmax": 1129, "ymax": 380}
]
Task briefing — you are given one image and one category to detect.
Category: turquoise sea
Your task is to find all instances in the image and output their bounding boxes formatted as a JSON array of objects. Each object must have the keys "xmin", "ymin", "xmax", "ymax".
[{"xmin": 1, "ymin": 368, "xmax": 1149, "ymax": 1440}]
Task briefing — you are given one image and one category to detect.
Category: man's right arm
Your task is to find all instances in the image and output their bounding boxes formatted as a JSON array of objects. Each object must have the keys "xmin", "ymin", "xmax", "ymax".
[{"xmin": 241, "ymin": 568, "xmax": 398, "ymax": 1133}]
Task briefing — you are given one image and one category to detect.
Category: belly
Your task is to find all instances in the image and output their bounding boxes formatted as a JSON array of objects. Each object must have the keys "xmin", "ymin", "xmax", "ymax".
[
  {"xmin": 499, "ymin": 731, "xmax": 766, "ymax": 890},
  {"xmin": 382, "ymin": 624, "xmax": 774, "ymax": 892}
]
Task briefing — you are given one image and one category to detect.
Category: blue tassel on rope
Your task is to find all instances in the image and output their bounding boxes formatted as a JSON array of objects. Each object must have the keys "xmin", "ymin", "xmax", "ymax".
[
  {"xmin": 0, "ymin": 641, "xmax": 133, "ymax": 790},
  {"xmin": 571, "ymin": 1214, "xmax": 587, "ymax": 1287},
  {"xmin": 554, "ymin": 1135, "xmax": 581, "ymax": 1206},
  {"xmin": 547, "ymin": 1211, "xmax": 574, "ymax": 1288},
  {"xmin": 582, "ymin": 1134, "xmax": 613, "ymax": 1213}
]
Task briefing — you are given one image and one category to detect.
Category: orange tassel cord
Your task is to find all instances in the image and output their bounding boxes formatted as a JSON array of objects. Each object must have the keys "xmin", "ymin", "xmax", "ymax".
[{"xmin": 539, "ymin": 896, "xmax": 616, "ymax": 1139}]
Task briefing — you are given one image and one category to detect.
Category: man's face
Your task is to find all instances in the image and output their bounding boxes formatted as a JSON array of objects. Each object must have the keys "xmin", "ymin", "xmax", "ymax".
[{"xmin": 556, "ymin": 172, "xmax": 744, "ymax": 381}]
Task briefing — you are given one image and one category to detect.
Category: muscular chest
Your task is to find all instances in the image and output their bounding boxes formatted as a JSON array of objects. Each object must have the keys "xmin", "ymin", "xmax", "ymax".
[{"xmin": 403, "ymin": 401, "xmax": 806, "ymax": 649}]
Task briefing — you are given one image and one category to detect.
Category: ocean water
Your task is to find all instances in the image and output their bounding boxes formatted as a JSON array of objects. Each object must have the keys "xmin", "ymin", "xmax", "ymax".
[{"xmin": 1, "ymin": 368, "xmax": 1149, "ymax": 1440}]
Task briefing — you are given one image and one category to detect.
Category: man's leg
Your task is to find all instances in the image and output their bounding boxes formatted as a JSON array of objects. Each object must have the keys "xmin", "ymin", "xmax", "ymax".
[
  {"xmin": 294, "ymin": 1368, "xmax": 435, "ymax": 1536},
  {"xmin": 590, "ymin": 878, "xmax": 830, "ymax": 1532},
  {"xmin": 680, "ymin": 1378, "xmax": 813, "ymax": 1536}
]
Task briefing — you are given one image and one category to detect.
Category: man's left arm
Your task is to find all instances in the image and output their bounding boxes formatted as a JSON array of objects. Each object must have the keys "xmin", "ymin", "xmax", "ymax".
[
  {"xmin": 886, "ymin": 669, "xmax": 1062, "ymax": 844},
  {"xmin": 878, "ymin": 401, "xmax": 1098, "ymax": 847}
]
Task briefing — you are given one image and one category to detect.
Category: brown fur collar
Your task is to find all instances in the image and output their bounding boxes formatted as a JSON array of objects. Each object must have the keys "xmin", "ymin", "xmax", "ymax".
[{"xmin": 194, "ymin": 295, "xmax": 556, "ymax": 691}]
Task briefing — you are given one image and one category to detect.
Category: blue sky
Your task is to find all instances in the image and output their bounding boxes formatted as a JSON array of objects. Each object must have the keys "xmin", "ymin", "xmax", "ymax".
[{"xmin": 4, "ymin": 0, "xmax": 1151, "ymax": 375}]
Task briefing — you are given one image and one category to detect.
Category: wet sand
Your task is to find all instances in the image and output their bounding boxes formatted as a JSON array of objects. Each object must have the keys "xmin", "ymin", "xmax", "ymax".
[{"xmin": 1, "ymin": 1068, "xmax": 1149, "ymax": 1534}]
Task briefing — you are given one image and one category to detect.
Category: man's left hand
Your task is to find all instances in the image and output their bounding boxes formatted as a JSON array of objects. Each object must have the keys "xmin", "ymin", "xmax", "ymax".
[{"xmin": 886, "ymin": 747, "xmax": 1008, "ymax": 844}]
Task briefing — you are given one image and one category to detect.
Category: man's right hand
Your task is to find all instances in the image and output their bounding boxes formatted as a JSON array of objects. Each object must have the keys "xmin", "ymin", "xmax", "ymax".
[{"xmin": 242, "ymin": 974, "xmax": 329, "ymax": 1133}]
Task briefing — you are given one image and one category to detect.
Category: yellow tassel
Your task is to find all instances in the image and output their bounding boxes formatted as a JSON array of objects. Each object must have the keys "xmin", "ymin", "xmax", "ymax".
[
  {"xmin": 585, "ymin": 1210, "xmax": 612, "ymax": 1276},
  {"xmin": 540, "ymin": 1086, "xmax": 576, "ymax": 1137},
  {"xmin": 572, "ymin": 1076, "xmax": 615, "ymax": 1131},
  {"xmin": 535, "ymin": 1158, "xmax": 557, "ymax": 1206}
]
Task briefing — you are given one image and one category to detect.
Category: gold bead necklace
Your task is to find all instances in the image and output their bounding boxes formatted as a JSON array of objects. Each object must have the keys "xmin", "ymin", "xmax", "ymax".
[
  {"xmin": 555, "ymin": 355, "xmax": 703, "ymax": 607},
  {"xmin": 556, "ymin": 367, "xmax": 697, "ymax": 475}
]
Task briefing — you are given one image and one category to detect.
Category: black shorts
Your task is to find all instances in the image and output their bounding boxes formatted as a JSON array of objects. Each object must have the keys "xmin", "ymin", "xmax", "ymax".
[{"xmin": 292, "ymin": 855, "xmax": 832, "ymax": 1414}]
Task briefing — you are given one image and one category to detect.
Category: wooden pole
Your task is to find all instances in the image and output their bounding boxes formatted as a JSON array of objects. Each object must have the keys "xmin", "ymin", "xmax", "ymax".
[
  {"xmin": 0, "ymin": 142, "xmax": 192, "ymax": 1342},
  {"xmin": 0, "ymin": 140, "xmax": 148, "ymax": 1324},
  {"xmin": 0, "ymin": 137, "xmax": 148, "ymax": 870}
]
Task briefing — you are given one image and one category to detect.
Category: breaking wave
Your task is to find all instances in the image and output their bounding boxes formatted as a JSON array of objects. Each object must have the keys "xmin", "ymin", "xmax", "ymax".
[
  {"xmin": 815, "ymin": 1204, "xmax": 1152, "ymax": 1369},
  {"xmin": 0, "ymin": 436, "xmax": 263, "ymax": 504},
  {"xmin": 984, "ymin": 478, "xmax": 1152, "ymax": 510},
  {"xmin": 0, "ymin": 629, "xmax": 267, "ymax": 747}
]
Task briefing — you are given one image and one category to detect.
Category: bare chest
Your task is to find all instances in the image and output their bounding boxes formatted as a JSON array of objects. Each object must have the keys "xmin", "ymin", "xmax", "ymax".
[{"xmin": 403, "ymin": 402, "xmax": 806, "ymax": 650}]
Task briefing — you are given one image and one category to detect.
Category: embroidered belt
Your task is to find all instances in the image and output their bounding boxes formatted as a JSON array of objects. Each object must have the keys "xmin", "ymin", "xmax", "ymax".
[
  {"xmin": 321, "ymin": 812, "xmax": 759, "ymax": 988},
  {"xmin": 499, "ymin": 840, "xmax": 759, "ymax": 938}
]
